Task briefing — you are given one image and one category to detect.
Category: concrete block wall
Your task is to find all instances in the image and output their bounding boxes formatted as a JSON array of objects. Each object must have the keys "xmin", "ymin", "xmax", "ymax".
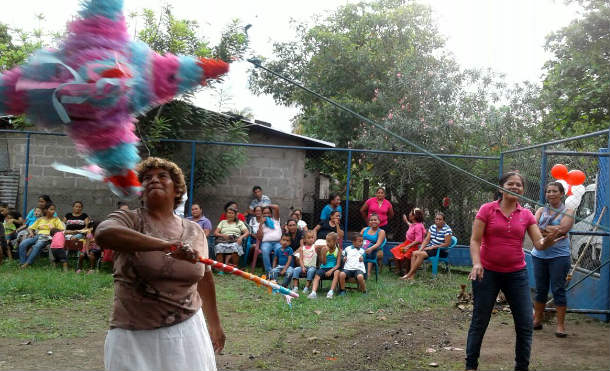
[
  {"xmin": 2, "ymin": 133, "xmax": 125, "ymax": 222},
  {"xmin": 3, "ymin": 131, "xmax": 327, "ymax": 229},
  {"xmin": 196, "ymin": 131, "xmax": 312, "ymax": 227}
]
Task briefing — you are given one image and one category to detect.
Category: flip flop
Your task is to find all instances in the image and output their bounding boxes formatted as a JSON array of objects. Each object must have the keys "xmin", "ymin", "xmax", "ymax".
[{"xmin": 555, "ymin": 331, "xmax": 567, "ymax": 338}]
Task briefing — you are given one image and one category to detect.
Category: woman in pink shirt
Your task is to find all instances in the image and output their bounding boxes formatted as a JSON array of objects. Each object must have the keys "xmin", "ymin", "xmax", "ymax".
[
  {"xmin": 465, "ymin": 172, "xmax": 562, "ymax": 371},
  {"xmin": 390, "ymin": 208, "xmax": 426, "ymax": 276},
  {"xmin": 360, "ymin": 187, "xmax": 394, "ymax": 231}
]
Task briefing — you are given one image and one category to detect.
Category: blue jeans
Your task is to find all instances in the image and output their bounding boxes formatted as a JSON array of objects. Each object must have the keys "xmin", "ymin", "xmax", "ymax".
[
  {"xmin": 260, "ymin": 241, "xmax": 280, "ymax": 273},
  {"xmin": 292, "ymin": 266, "xmax": 317, "ymax": 281},
  {"xmin": 19, "ymin": 236, "xmax": 50, "ymax": 265},
  {"xmin": 532, "ymin": 255, "xmax": 571, "ymax": 306},
  {"xmin": 269, "ymin": 265, "xmax": 294, "ymax": 287},
  {"xmin": 466, "ymin": 268, "xmax": 532, "ymax": 371}
]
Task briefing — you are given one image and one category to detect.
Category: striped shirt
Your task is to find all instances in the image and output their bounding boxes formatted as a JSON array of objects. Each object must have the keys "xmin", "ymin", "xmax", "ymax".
[{"xmin": 428, "ymin": 224, "xmax": 452, "ymax": 246}]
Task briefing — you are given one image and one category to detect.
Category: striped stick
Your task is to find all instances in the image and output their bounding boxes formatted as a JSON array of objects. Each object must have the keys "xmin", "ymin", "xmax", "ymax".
[{"xmin": 199, "ymin": 257, "xmax": 299, "ymax": 298}]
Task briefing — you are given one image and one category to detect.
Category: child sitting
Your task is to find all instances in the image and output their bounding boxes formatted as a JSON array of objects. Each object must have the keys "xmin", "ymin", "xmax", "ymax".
[
  {"xmin": 269, "ymin": 233, "xmax": 294, "ymax": 287},
  {"xmin": 2, "ymin": 213, "xmax": 17, "ymax": 260},
  {"xmin": 49, "ymin": 228, "xmax": 68, "ymax": 272},
  {"xmin": 307, "ymin": 232, "xmax": 342, "ymax": 299},
  {"xmin": 77, "ymin": 221, "xmax": 102, "ymax": 274},
  {"xmin": 337, "ymin": 234, "xmax": 367, "ymax": 295},
  {"xmin": 291, "ymin": 230, "xmax": 317, "ymax": 293}
]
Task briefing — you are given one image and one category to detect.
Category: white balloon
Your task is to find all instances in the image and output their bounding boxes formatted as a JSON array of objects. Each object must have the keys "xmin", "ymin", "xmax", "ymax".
[
  {"xmin": 565, "ymin": 195, "xmax": 582, "ymax": 209},
  {"xmin": 557, "ymin": 179, "xmax": 569, "ymax": 194},
  {"xmin": 571, "ymin": 184, "xmax": 586, "ymax": 198}
]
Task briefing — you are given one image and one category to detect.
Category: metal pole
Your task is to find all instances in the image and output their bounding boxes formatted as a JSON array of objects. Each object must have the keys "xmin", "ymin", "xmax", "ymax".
[
  {"xmin": 605, "ymin": 130, "xmax": 610, "ymax": 321},
  {"xmin": 566, "ymin": 258, "xmax": 610, "ymax": 292},
  {"xmin": 22, "ymin": 133, "xmax": 31, "ymax": 217},
  {"xmin": 188, "ymin": 141, "xmax": 196, "ymax": 217},
  {"xmin": 498, "ymin": 152, "xmax": 504, "ymax": 179},
  {"xmin": 539, "ymin": 145, "xmax": 547, "ymax": 205},
  {"xmin": 343, "ymin": 150, "xmax": 352, "ymax": 246},
  {"xmin": 544, "ymin": 308, "xmax": 610, "ymax": 314}
]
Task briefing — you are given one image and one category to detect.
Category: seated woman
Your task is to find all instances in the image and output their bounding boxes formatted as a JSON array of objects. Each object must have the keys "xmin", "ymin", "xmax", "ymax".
[
  {"xmin": 63, "ymin": 201, "xmax": 90, "ymax": 241},
  {"xmin": 401, "ymin": 212, "xmax": 453, "ymax": 281},
  {"xmin": 390, "ymin": 208, "xmax": 426, "ymax": 276},
  {"xmin": 248, "ymin": 206, "xmax": 264, "ymax": 235},
  {"xmin": 19, "ymin": 203, "xmax": 65, "ymax": 268},
  {"xmin": 16, "ymin": 194, "xmax": 53, "ymax": 245},
  {"xmin": 290, "ymin": 209, "xmax": 308, "ymax": 232},
  {"xmin": 312, "ymin": 210, "xmax": 343, "ymax": 250},
  {"xmin": 257, "ymin": 204, "xmax": 282, "ymax": 274},
  {"xmin": 360, "ymin": 213, "xmax": 386, "ymax": 274},
  {"xmin": 219, "ymin": 201, "xmax": 246, "ymax": 222},
  {"xmin": 320, "ymin": 193, "xmax": 342, "ymax": 222},
  {"xmin": 285, "ymin": 218, "xmax": 304, "ymax": 252},
  {"xmin": 214, "ymin": 207, "xmax": 249, "ymax": 269}
]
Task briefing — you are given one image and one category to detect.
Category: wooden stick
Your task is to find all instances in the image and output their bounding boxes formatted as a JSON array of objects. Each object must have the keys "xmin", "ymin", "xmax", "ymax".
[
  {"xmin": 567, "ymin": 206, "xmax": 606, "ymax": 282},
  {"xmin": 199, "ymin": 257, "xmax": 299, "ymax": 298}
]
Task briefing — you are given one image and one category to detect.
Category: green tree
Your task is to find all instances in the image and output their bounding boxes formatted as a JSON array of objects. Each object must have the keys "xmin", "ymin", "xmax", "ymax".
[
  {"xmin": 540, "ymin": 0, "xmax": 610, "ymax": 137},
  {"xmin": 132, "ymin": 5, "xmax": 251, "ymax": 189},
  {"xmin": 249, "ymin": 0, "xmax": 444, "ymax": 148},
  {"xmin": 248, "ymin": 0, "xmax": 544, "ymax": 237},
  {"xmin": 0, "ymin": 22, "xmax": 50, "ymax": 129}
]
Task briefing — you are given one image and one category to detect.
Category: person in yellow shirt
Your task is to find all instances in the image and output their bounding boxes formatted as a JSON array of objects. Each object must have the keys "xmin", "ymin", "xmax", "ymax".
[{"xmin": 19, "ymin": 204, "xmax": 65, "ymax": 268}]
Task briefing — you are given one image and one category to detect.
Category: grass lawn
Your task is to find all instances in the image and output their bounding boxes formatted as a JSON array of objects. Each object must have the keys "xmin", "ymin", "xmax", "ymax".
[{"xmin": 1, "ymin": 258, "xmax": 608, "ymax": 370}]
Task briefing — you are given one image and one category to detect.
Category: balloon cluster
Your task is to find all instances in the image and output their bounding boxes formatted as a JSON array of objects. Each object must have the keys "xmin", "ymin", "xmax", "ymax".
[{"xmin": 550, "ymin": 164, "xmax": 586, "ymax": 209}]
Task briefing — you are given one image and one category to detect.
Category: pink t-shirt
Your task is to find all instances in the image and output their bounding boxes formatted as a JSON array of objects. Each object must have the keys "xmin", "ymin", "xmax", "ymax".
[
  {"xmin": 405, "ymin": 222, "xmax": 426, "ymax": 242},
  {"xmin": 476, "ymin": 200, "xmax": 536, "ymax": 273},
  {"xmin": 365, "ymin": 198, "xmax": 393, "ymax": 226},
  {"xmin": 50, "ymin": 231, "xmax": 65, "ymax": 249}
]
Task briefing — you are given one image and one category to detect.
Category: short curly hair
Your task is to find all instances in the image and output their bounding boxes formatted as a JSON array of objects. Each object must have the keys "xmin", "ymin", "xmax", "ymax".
[{"xmin": 135, "ymin": 157, "xmax": 186, "ymax": 208}]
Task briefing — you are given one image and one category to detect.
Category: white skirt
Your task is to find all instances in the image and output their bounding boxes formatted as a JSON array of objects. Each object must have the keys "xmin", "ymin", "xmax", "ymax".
[{"xmin": 104, "ymin": 309, "xmax": 216, "ymax": 371}]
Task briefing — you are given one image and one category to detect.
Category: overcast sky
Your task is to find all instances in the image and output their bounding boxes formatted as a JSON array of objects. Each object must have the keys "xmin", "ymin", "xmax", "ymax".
[{"xmin": 1, "ymin": 0, "xmax": 580, "ymax": 132}]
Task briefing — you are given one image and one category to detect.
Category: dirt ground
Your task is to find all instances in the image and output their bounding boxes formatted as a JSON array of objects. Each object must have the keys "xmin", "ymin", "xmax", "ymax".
[{"xmin": 1, "ymin": 307, "xmax": 608, "ymax": 370}]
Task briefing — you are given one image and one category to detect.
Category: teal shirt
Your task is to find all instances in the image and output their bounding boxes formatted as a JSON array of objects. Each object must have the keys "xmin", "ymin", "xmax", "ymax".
[{"xmin": 321, "ymin": 248, "xmax": 338, "ymax": 269}]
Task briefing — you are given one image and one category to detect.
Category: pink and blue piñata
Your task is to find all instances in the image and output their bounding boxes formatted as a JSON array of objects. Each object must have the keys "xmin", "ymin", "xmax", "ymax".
[{"xmin": 0, "ymin": 0, "xmax": 229, "ymax": 198}]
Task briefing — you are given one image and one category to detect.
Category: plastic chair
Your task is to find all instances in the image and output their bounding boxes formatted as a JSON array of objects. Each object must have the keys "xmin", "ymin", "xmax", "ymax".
[
  {"xmin": 207, "ymin": 236, "xmax": 215, "ymax": 260},
  {"xmin": 425, "ymin": 236, "xmax": 457, "ymax": 276},
  {"xmin": 241, "ymin": 236, "xmax": 256, "ymax": 267},
  {"xmin": 363, "ymin": 253, "xmax": 379, "ymax": 282}
]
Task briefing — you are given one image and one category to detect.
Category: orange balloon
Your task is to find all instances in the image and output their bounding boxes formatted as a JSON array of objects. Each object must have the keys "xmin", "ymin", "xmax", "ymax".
[
  {"xmin": 566, "ymin": 185, "xmax": 573, "ymax": 196},
  {"xmin": 567, "ymin": 170, "xmax": 586, "ymax": 186},
  {"xmin": 550, "ymin": 164, "xmax": 568, "ymax": 180}
]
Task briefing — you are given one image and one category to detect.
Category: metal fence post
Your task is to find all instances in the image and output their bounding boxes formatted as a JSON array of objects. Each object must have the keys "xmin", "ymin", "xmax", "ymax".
[
  {"xmin": 22, "ymin": 133, "xmax": 31, "ymax": 217},
  {"xmin": 498, "ymin": 152, "xmax": 504, "ymax": 179},
  {"xmin": 539, "ymin": 145, "xmax": 548, "ymax": 205},
  {"xmin": 188, "ymin": 141, "xmax": 196, "ymax": 217},
  {"xmin": 343, "ymin": 150, "xmax": 352, "ymax": 245},
  {"xmin": 597, "ymin": 128, "xmax": 610, "ymax": 322}
]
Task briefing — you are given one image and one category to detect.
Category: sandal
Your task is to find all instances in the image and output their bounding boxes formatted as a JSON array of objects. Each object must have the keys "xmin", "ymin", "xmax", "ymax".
[
  {"xmin": 533, "ymin": 323, "xmax": 543, "ymax": 330},
  {"xmin": 554, "ymin": 331, "xmax": 567, "ymax": 338}
]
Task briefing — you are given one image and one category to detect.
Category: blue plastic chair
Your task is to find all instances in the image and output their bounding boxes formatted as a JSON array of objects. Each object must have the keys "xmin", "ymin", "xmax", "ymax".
[
  {"xmin": 240, "ymin": 236, "xmax": 256, "ymax": 267},
  {"xmin": 425, "ymin": 236, "xmax": 457, "ymax": 276},
  {"xmin": 363, "ymin": 246, "xmax": 382, "ymax": 282},
  {"xmin": 207, "ymin": 236, "xmax": 215, "ymax": 260}
]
